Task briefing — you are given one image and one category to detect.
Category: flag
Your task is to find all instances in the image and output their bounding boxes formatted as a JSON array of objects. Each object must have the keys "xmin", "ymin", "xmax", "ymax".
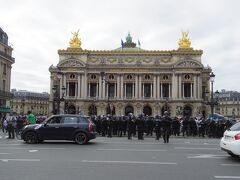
[{"xmin": 121, "ymin": 39, "xmax": 124, "ymax": 49}]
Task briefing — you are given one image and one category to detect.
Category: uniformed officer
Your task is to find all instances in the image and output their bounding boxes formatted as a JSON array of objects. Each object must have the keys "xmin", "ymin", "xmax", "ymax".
[{"xmin": 161, "ymin": 111, "xmax": 172, "ymax": 143}]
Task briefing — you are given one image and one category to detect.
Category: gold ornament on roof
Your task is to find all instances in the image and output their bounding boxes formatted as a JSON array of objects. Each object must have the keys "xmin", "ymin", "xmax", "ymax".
[
  {"xmin": 69, "ymin": 30, "xmax": 81, "ymax": 48},
  {"xmin": 178, "ymin": 31, "xmax": 191, "ymax": 48}
]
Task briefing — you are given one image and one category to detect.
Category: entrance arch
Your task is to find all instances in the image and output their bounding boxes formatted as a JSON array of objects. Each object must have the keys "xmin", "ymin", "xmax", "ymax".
[
  {"xmin": 143, "ymin": 105, "xmax": 152, "ymax": 116},
  {"xmin": 88, "ymin": 104, "xmax": 97, "ymax": 116},
  {"xmin": 125, "ymin": 105, "xmax": 134, "ymax": 116},
  {"xmin": 183, "ymin": 105, "xmax": 192, "ymax": 117},
  {"xmin": 107, "ymin": 103, "xmax": 115, "ymax": 115}
]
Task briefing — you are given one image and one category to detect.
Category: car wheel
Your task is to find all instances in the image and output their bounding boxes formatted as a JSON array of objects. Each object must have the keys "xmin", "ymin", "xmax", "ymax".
[
  {"xmin": 24, "ymin": 132, "xmax": 38, "ymax": 144},
  {"xmin": 75, "ymin": 132, "xmax": 88, "ymax": 145},
  {"xmin": 228, "ymin": 152, "xmax": 239, "ymax": 158}
]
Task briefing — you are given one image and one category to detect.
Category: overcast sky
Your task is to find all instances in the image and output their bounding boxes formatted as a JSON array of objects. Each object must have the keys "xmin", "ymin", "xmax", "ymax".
[{"xmin": 0, "ymin": 0, "xmax": 239, "ymax": 93}]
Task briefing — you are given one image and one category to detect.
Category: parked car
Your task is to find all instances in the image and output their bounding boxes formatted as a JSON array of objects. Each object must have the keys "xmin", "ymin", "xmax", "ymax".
[
  {"xmin": 220, "ymin": 122, "xmax": 240, "ymax": 157},
  {"xmin": 21, "ymin": 114, "xmax": 97, "ymax": 145}
]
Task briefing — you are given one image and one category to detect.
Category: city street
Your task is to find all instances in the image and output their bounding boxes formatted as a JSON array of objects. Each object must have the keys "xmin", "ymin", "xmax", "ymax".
[{"xmin": 0, "ymin": 133, "xmax": 239, "ymax": 180}]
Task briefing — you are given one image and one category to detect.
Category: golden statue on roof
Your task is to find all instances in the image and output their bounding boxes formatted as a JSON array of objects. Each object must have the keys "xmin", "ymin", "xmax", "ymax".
[
  {"xmin": 69, "ymin": 30, "xmax": 81, "ymax": 48},
  {"xmin": 178, "ymin": 31, "xmax": 191, "ymax": 48}
]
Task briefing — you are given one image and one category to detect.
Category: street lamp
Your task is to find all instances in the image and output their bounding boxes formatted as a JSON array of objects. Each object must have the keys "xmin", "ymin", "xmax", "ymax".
[
  {"xmin": 52, "ymin": 84, "xmax": 66, "ymax": 115},
  {"xmin": 208, "ymin": 72, "xmax": 219, "ymax": 119},
  {"xmin": 100, "ymin": 71, "xmax": 111, "ymax": 115}
]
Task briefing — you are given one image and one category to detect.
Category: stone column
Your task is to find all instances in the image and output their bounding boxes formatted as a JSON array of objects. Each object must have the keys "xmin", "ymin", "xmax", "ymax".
[
  {"xmin": 99, "ymin": 75, "xmax": 102, "ymax": 99},
  {"xmin": 117, "ymin": 74, "xmax": 120, "ymax": 98},
  {"xmin": 124, "ymin": 83, "xmax": 126, "ymax": 99},
  {"xmin": 153, "ymin": 75, "xmax": 156, "ymax": 98},
  {"xmin": 156, "ymin": 75, "xmax": 159, "ymax": 99},
  {"xmin": 169, "ymin": 83, "xmax": 171, "ymax": 98},
  {"xmin": 160, "ymin": 83, "xmax": 163, "ymax": 98},
  {"xmin": 121, "ymin": 75, "xmax": 124, "ymax": 99},
  {"xmin": 135, "ymin": 75, "xmax": 138, "ymax": 99},
  {"xmin": 179, "ymin": 75, "xmax": 182, "ymax": 99},
  {"xmin": 194, "ymin": 75, "xmax": 197, "ymax": 99},
  {"xmin": 97, "ymin": 83, "xmax": 99, "ymax": 98},
  {"xmin": 172, "ymin": 73, "xmax": 177, "ymax": 99},
  {"xmin": 78, "ymin": 74, "xmax": 81, "ymax": 98},
  {"xmin": 81, "ymin": 74, "xmax": 85, "ymax": 98},
  {"xmin": 139, "ymin": 75, "xmax": 142, "ymax": 99}
]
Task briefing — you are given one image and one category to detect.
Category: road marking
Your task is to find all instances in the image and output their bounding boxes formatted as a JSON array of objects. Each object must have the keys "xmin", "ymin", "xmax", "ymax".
[
  {"xmin": 29, "ymin": 150, "xmax": 39, "ymax": 152},
  {"xmin": 98, "ymin": 141, "xmax": 219, "ymax": 146},
  {"xmin": 187, "ymin": 154, "xmax": 228, "ymax": 159},
  {"xmin": 0, "ymin": 147, "xmax": 64, "ymax": 150},
  {"xmin": 0, "ymin": 153, "xmax": 10, "ymax": 154},
  {"xmin": 96, "ymin": 148, "xmax": 166, "ymax": 152},
  {"xmin": 0, "ymin": 159, "xmax": 40, "ymax": 162},
  {"xmin": 221, "ymin": 164, "xmax": 240, "ymax": 167},
  {"xmin": 215, "ymin": 176, "xmax": 240, "ymax": 179},
  {"xmin": 82, "ymin": 160, "xmax": 177, "ymax": 165},
  {"xmin": 175, "ymin": 147, "xmax": 219, "ymax": 150}
]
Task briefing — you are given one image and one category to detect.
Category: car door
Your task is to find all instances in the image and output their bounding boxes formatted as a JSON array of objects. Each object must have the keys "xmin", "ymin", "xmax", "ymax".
[
  {"xmin": 38, "ymin": 116, "xmax": 64, "ymax": 140},
  {"xmin": 60, "ymin": 116, "xmax": 79, "ymax": 139}
]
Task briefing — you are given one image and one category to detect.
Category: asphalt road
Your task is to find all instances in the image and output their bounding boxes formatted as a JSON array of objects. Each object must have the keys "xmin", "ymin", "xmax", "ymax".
[{"xmin": 0, "ymin": 133, "xmax": 239, "ymax": 180}]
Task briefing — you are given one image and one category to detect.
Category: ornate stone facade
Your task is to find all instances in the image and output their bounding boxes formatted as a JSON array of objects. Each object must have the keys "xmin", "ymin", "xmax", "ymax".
[
  {"xmin": 0, "ymin": 27, "xmax": 15, "ymax": 114},
  {"xmin": 49, "ymin": 33, "xmax": 212, "ymax": 118}
]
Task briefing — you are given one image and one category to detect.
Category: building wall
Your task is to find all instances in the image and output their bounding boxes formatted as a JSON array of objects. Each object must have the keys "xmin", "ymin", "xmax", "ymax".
[
  {"xmin": 10, "ymin": 90, "xmax": 49, "ymax": 115},
  {"xmin": 0, "ymin": 28, "xmax": 14, "ymax": 109},
  {"xmin": 49, "ymin": 33, "xmax": 212, "ymax": 117}
]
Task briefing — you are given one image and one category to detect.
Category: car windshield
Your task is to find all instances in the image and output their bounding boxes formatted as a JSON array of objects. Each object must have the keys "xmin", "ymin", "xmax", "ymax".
[{"xmin": 230, "ymin": 122, "xmax": 240, "ymax": 131}]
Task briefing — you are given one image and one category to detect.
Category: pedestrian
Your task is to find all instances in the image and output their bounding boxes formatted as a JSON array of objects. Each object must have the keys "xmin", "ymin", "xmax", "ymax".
[
  {"xmin": 27, "ymin": 111, "xmax": 36, "ymax": 124},
  {"xmin": 6, "ymin": 113, "xmax": 16, "ymax": 139},
  {"xmin": 161, "ymin": 111, "xmax": 172, "ymax": 143}
]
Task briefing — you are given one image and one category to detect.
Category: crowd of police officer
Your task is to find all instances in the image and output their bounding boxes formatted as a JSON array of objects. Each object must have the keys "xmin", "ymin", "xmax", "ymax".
[{"xmin": 91, "ymin": 112, "xmax": 234, "ymax": 143}]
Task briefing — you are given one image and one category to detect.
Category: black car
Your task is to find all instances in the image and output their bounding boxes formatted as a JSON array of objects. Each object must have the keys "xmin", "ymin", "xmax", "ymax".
[{"xmin": 21, "ymin": 114, "xmax": 97, "ymax": 145}]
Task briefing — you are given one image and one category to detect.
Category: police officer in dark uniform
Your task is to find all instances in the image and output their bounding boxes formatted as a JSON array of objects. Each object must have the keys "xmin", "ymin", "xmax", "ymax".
[
  {"xmin": 127, "ymin": 113, "xmax": 135, "ymax": 140},
  {"xmin": 161, "ymin": 111, "xmax": 172, "ymax": 143},
  {"xmin": 136, "ymin": 113, "xmax": 145, "ymax": 140},
  {"xmin": 155, "ymin": 115, "xmax": 162, "ymax": 140},
  {"xmin": 107, "ymin": 115, "xmax": 113, "ymax": 138}
]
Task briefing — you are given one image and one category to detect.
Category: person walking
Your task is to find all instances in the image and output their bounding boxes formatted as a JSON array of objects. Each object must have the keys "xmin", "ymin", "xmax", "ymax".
[
  {"xmin": 6, "ymin": 113, "xmax": 16, "ymax": 139},
  {"xmin": 161, "ymin": 111, "xmax": 172, "ymax": 143}
]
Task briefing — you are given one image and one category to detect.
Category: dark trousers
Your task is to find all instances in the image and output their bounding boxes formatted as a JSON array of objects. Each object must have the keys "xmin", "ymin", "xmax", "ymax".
[
  {"xmin": 155, "ymin": 128, "xmax": 161, "ymax": 140},
  {"xmin": 7, "ymin": 124, "xmax": 15, "ymax": 139},
  {"xmin": 163, "ymin": 128, "xmax": 170, "ymax": 143}
]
